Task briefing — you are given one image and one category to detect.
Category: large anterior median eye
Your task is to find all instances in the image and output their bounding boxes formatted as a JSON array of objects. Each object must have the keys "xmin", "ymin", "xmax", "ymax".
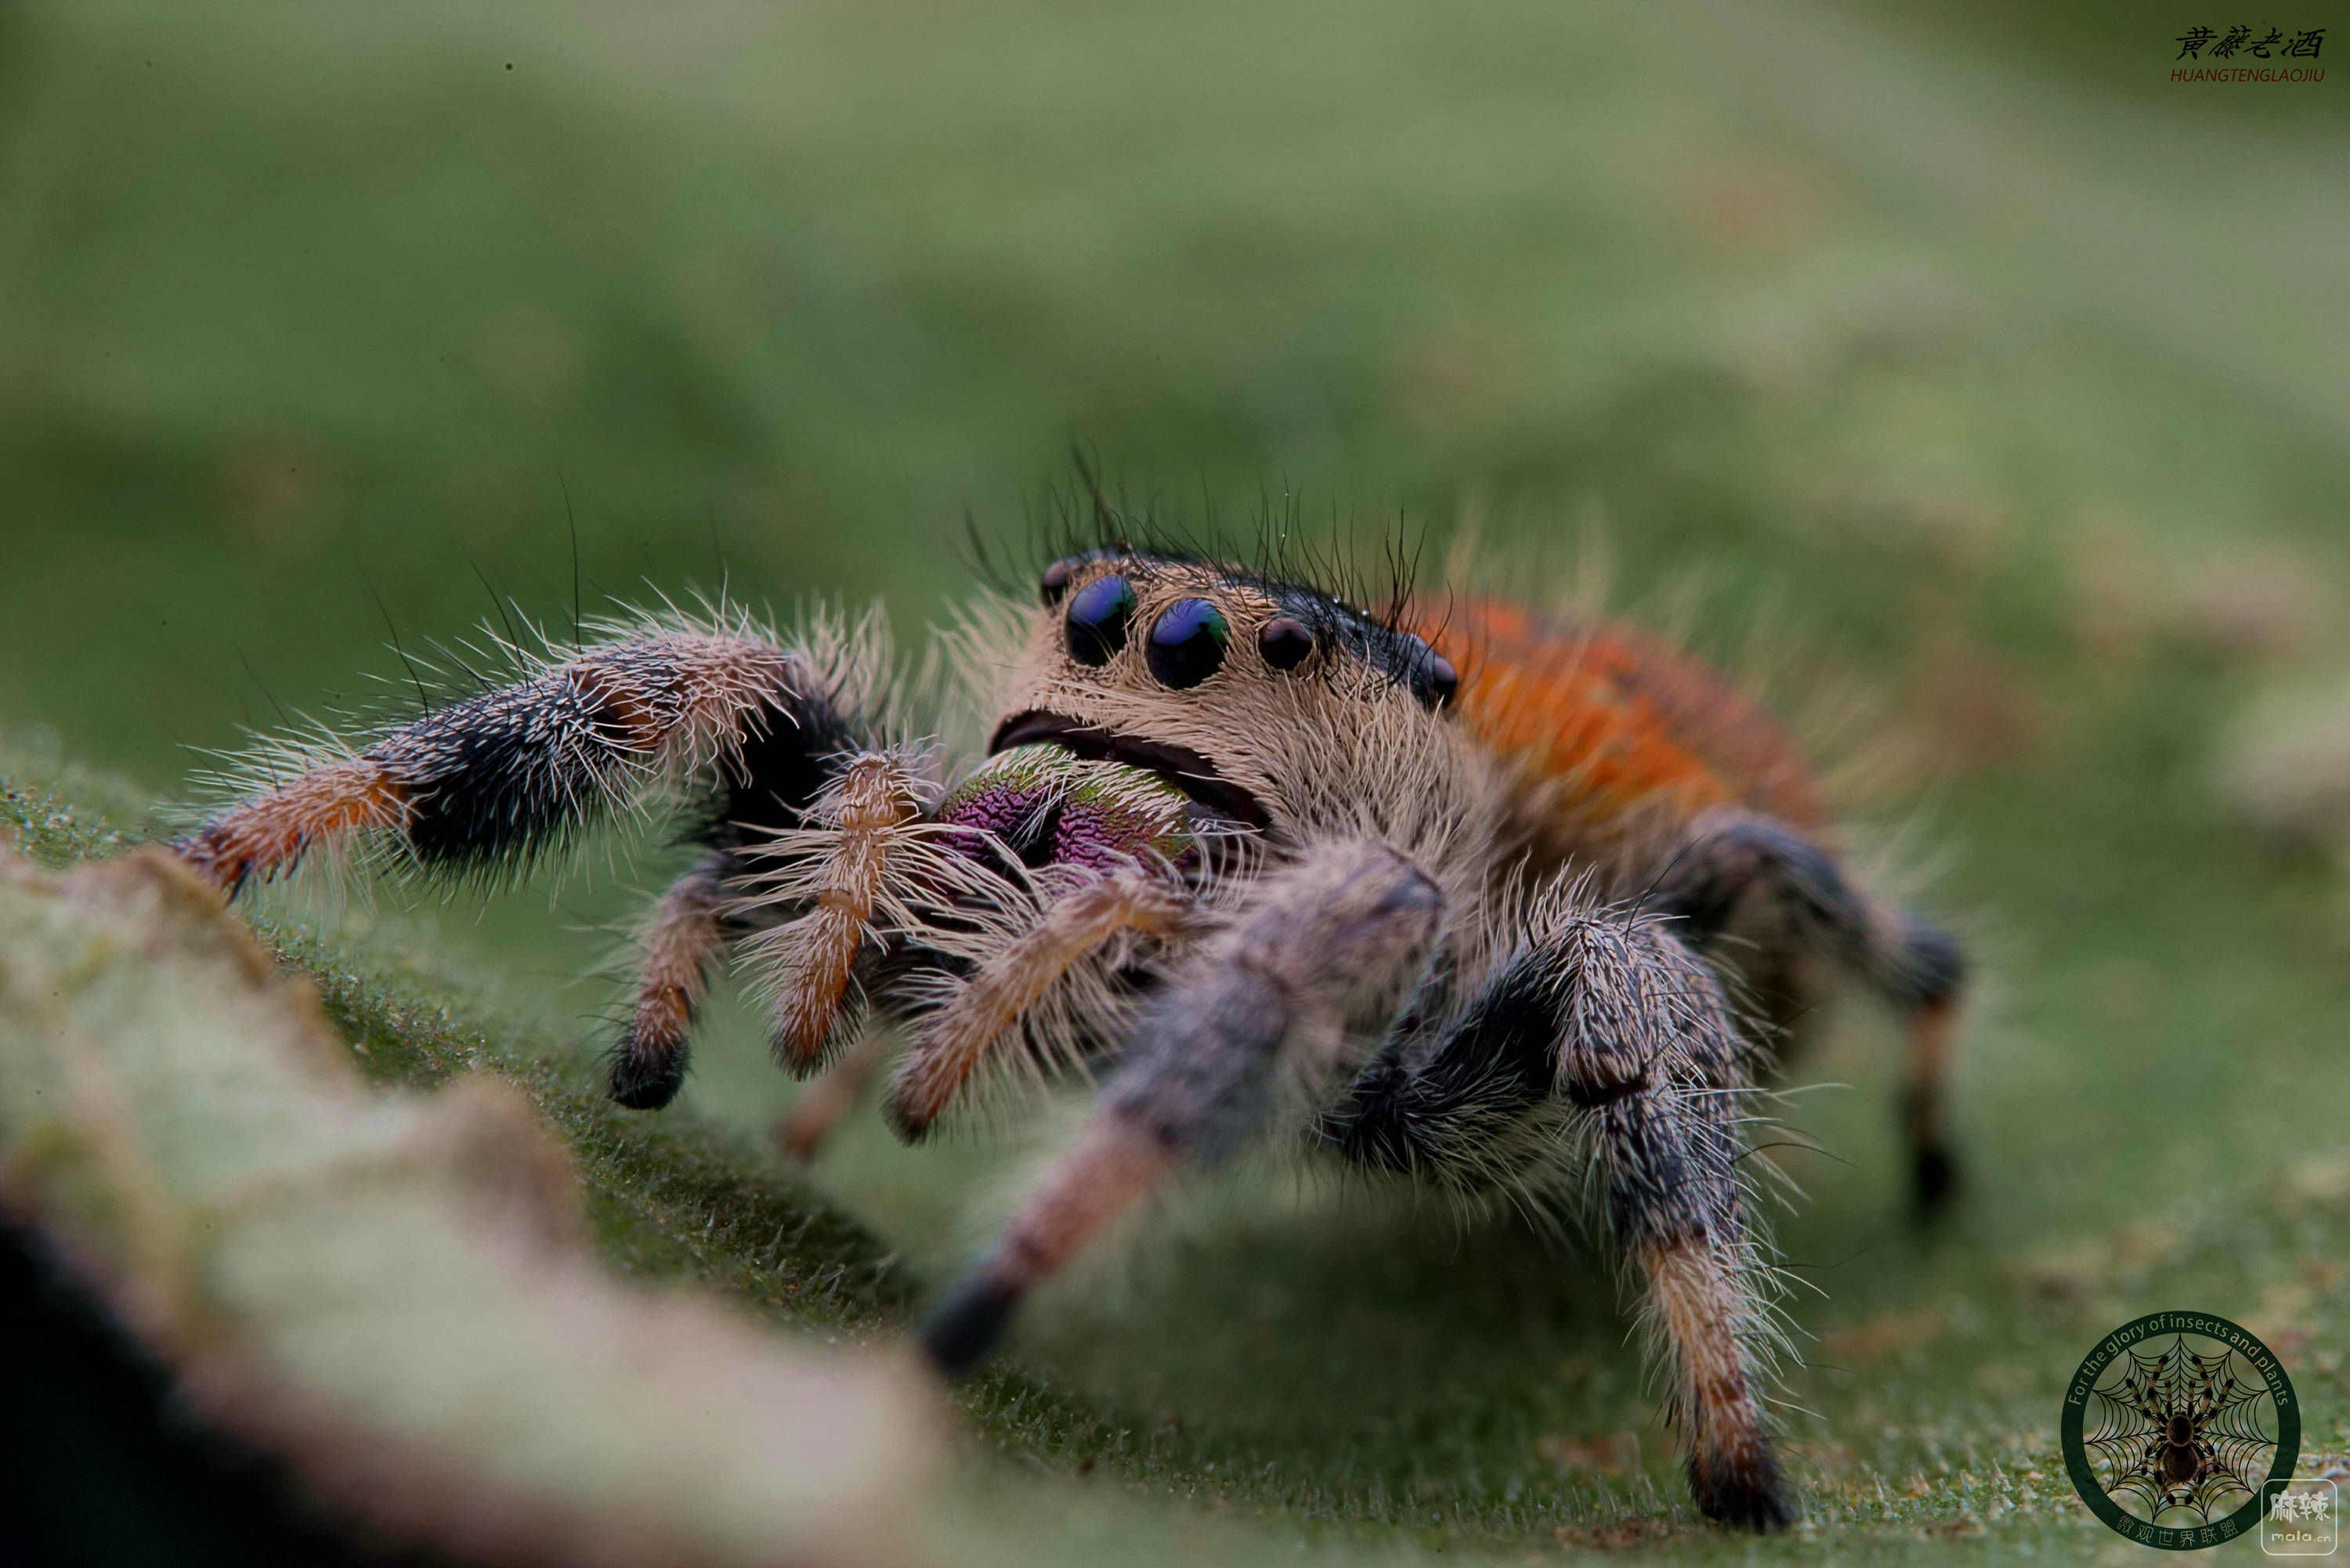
[
  {"xmin": 1065, "ymin": 574, "xmax": 1136, "ymax": 665},
  {"xmin": 1146, "ymin": 597, "xmax": 1228, "ymax": 688}
]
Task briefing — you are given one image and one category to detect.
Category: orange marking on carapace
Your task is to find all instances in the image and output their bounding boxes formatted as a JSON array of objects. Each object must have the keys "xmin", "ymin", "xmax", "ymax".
[{"xmin": 1409, "ymin": 598, "xmax": 1825, "ymax": 832}]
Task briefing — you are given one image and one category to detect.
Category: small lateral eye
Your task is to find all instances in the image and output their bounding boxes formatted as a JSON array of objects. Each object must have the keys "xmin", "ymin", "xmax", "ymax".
[
  {"xmin": 1065, "ymin": 574, "xmax": 1135, "ymax": 666},
  {"xmin": 1400, "ymin": 634, "xmax": 1458, "ymax": 710},
  {"xmin": 1146, "ymin": 598, "xmax": 1229, "ymax": 688},
  {"xmin": 1424, "ymin": 652, "xmax": 1459, "ymax": 709},
  {"xmin": 1257, "ymin": 616, "xmax": 1314, "ymax": 671},
  {"xmin": 1039, "ymin": 558, "xmax": 1075, "ymax": 605}
]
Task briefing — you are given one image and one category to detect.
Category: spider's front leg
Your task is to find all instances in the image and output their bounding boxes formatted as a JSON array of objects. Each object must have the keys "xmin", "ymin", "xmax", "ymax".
[
  {"xmin": 1321, "ymin": 901, "xmax": 1797, "ymax": 1530},
  {"xmin": 918, "ymin": 839, "xmax": 1444, "ymax": 1372},
  {"xmin": 172, "ymin": 622, "xmax": 887, "ymax": 1108}
]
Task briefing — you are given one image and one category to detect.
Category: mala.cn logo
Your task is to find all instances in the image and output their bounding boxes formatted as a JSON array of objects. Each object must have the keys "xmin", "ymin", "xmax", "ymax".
[
  {"xmin": 2061, "ymin": 1312, "xmax": 2301, "ymax": 1551},
  {"xmin": 2263, "ymin": 1479, "xmax": 2341, "ymax": 1557}
]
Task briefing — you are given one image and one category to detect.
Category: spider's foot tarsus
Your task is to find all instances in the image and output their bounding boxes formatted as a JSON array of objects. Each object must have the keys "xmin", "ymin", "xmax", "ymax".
[
  {"xmin": 917, "ymin": 1114, "xmax": 1176, "ymax": 1378},
  {"xmin": 776, "ymin": 1037, "xmax": 885, "ymax": 1162},
  {"xmin": 1913, "ymin": 1140, "xmax": 1960, "ymax": 1213},
  {"xmin": 1904, "ymin": 1073, "xmax": 1962, "ymax": 1216},
  {"xmin": 1690, "ymin": 1450, "xmax": 1798, "ymax": 1531},
  {"xmin": 919, "ymin": 1274, "xmax": 1020, "ymax": 1378},
  {"xmin": 606, "ymin": 1047, "xmax": 687, "ymax": 1111},
  {"xmin": 880, "ymin": 1093, "xmax": 937, "ymax": 1146}
]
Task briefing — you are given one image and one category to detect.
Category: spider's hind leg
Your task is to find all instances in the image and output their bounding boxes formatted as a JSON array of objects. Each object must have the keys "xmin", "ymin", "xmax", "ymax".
[{"xmin": 1648, "ymin": 811, "xmax": 1968, "ymax": 1210}]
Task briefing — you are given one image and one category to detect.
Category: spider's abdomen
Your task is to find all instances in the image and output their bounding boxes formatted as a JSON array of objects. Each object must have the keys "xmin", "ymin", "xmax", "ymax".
[{"xmin": 1412, "ymin": 597, "xmax": 1825, "ymax": 833}]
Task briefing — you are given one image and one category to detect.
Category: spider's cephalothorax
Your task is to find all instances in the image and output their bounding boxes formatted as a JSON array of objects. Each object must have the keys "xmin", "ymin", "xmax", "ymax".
[{"xmin": 174, "ymin": 547, "xmax": 1969, "ymax": 1531}]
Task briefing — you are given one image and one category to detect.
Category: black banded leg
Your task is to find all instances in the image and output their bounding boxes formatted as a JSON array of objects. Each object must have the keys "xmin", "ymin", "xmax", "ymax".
[
  {"xmin": 920, "ymin": 840, "xmax": 1444, "ymax": 1376},
  {"xmin": 175, "ymin": 622, "xmax": 887, "ymax": 1111},
  {"xmin": 1649, "ymin": 811, "xmax": 1968, "ymax": 1209},
  {"xmin": 1317, "ymin": 945, "xmax": 1559, "ymax": 1179},
  {"xmin": 1323, "ymin": 902, "xmax": 1796, "ymax": 1531},
  {"xmin": 178, "ymin": 630, "xmax": 847, "ymax": 892}
]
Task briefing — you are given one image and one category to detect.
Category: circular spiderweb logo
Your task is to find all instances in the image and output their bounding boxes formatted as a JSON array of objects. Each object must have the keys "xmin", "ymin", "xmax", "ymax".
[{"xmin": 2062, "ymin": 1311, "xmax": 2301, "ymax": 1550}]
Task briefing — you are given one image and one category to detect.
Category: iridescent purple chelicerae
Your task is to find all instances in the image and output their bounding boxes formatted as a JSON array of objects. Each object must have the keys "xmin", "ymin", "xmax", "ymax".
[{"xmin": 936, "ymin": 743, "xmax": 1203, "ymax": 874}]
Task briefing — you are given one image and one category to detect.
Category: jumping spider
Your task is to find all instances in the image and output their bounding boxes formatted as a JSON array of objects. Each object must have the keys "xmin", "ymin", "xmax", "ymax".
[{"xmin": 175, "ymin": 536, "xmax": 1966, "ymax": 1530}]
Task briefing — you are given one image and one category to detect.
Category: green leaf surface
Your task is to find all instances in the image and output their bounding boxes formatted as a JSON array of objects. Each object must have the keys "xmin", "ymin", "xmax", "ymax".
[{"xmin": 0, "ymin": 844, "xmax": 938, "ymax": 1566}]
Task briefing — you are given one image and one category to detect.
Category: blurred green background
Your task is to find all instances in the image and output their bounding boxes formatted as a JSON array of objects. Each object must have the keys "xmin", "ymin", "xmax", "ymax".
[{"xmin": 3, "ymin": 0, "xmax": 2348, "ymax": 1560}]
